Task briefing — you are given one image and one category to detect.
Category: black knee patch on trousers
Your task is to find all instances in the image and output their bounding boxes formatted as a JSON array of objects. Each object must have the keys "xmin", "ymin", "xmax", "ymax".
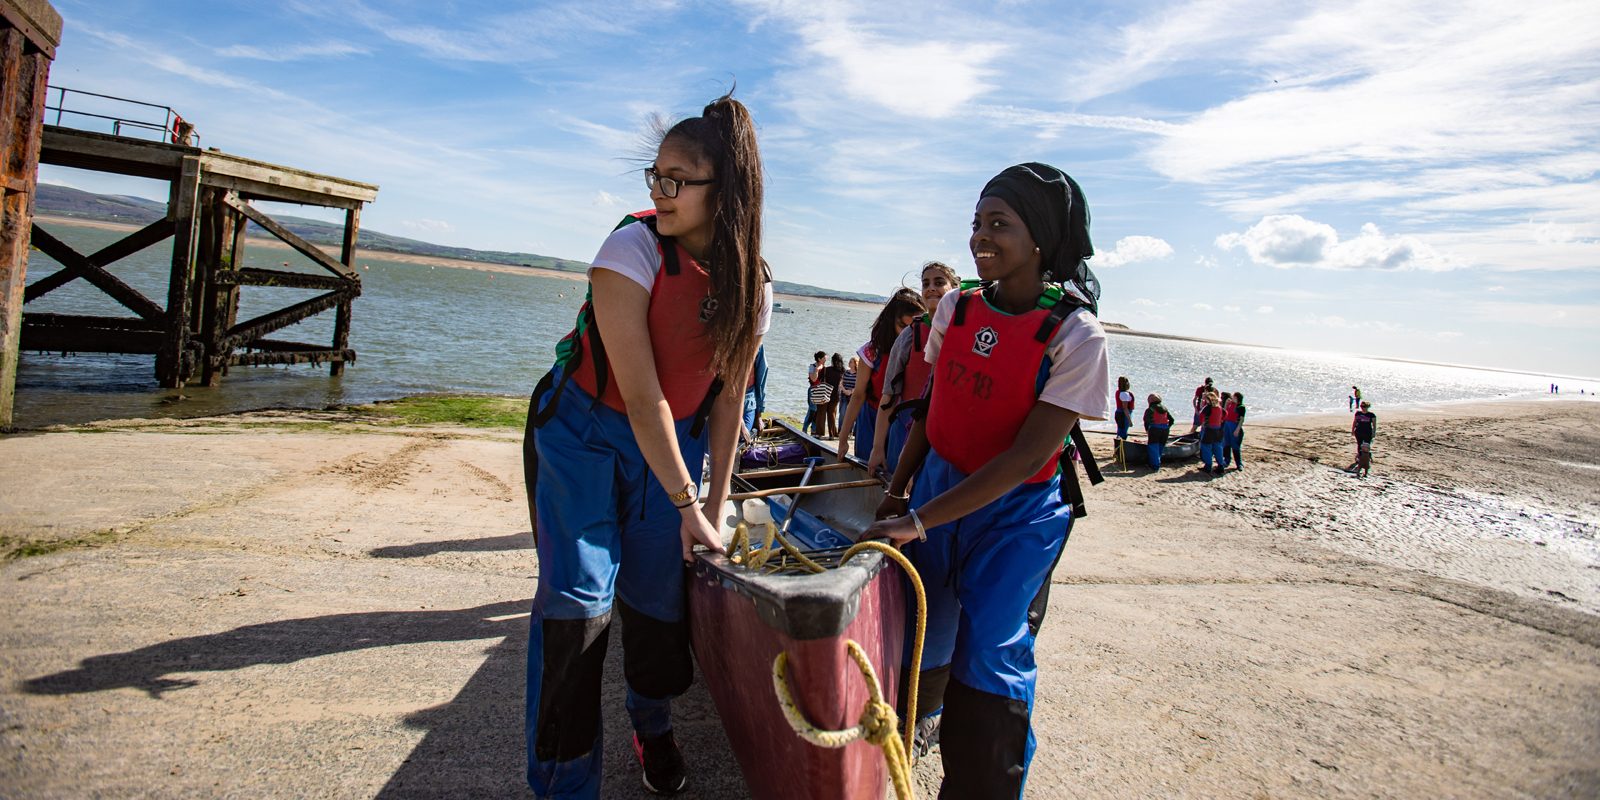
[
  {"xmin": 1027, "ymin": 532, "xmax": 1070, "ymax": 637},
  {"xmin": 897, "ymin": 663, "xmax": 952, "ymax": 720},
  {"xmin": 938, "ymin": 679, "xmax": 1030, "ymax": 799},
  {"xmin": 618, "ymin": 599, "xmax": 693, "ymax": 700},
  {"xmin": 522, "ymin": 401, "xmax": 540, "ymax": 546},
  {"xmin": 534, "ymin": 614, "xmax": 611, "ymax": 763}
]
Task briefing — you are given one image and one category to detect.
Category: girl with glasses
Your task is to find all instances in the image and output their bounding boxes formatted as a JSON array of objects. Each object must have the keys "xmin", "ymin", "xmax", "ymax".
[{"xmin": 522, "ymin": 92, "xmax": 769, "ymax": 798}]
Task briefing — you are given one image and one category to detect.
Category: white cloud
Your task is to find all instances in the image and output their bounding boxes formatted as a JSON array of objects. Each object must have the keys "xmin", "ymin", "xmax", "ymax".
[
  {"xmin": 216, "ymin": 42, "xmax": 369, "ymax": 61},
  {"xmin": 740, "ymin": 1, "xmax": 1003, "ymax": 118},
  {"xmin": 1193, "ymin": 302, "xmax": 1213, "ymax": 311},
  {"xmin": 1094, "ymin": 235, "xmax": 1174, "ymax": 268},
  {"xmin": 1487, "ymin": 285, "xmax": 1505, "ymax": 293},
  {"xmin": 1257, "ymin": 305, "xmax": 1274, "ymax": 314},
  {"xmin": 1216, "ymin": 215, "xmax": 1456, "ymax": 271},
  {"xmin": 400, "ymin": 218, "xmax": 454, "ymax": 234},
  {"xmin": 1222, "ymin": 305, "xmax": 1241, "ymax": 312},
  {"xmin": 593, "ymin": 190, "xmax": 624, "ymax": 207},
  {"xmin": 1131, "ymin": 297, "xmax": 1159, "ymax": 307}
]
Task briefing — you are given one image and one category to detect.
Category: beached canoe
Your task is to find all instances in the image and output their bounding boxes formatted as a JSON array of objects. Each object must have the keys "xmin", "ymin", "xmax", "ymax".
[
  {"xmin": 690, "ymin": 421, "xmax": 907, "ymax": 800},
  {"xmin": 1117, "ymin": 430, "xmax": 1201, "ymax": 465}
]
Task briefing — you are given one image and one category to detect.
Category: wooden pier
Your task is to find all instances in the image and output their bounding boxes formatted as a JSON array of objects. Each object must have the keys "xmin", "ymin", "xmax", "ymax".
[{"xmin": 26, "ymin": 126, "xmax": 379, "ymax": 390}]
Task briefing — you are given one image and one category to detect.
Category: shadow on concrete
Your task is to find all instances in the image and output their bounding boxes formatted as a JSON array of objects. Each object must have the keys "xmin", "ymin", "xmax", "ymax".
[
  {"xmin": 369, "ymin": 532, "xmax": 533, "ymax": 559},
  {"xmin": 19, "ymin": 600, "xmax": 531, "ymax": 698}
]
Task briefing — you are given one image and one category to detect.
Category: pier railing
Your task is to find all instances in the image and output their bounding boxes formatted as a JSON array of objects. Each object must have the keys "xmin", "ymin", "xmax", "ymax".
[{"xmin": 43, "ymin": 85, "xmax": 198, "ymax": 146}]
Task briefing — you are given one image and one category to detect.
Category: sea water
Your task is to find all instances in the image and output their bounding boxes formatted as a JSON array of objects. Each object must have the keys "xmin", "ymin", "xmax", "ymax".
[{"xmin": 13, "ymin": 223, "xmax": 1594, "ymax": 428}]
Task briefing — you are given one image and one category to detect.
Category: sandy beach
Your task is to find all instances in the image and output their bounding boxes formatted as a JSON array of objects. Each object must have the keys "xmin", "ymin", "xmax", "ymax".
[{"xmin": 1, "ymin": 398, "xmax": 1597, "ymax": 798}]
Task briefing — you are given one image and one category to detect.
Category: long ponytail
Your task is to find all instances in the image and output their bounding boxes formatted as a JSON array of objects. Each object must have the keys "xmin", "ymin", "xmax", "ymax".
[{"xmin": 661, "ymin": 92, "xmax": 765, "ymax": 377}]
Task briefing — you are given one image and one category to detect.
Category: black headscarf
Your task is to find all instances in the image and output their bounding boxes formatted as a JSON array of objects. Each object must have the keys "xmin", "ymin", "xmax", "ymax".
[{"xmin": 979, "ymin": 162, "xmax": 1100, "ymax": 314}]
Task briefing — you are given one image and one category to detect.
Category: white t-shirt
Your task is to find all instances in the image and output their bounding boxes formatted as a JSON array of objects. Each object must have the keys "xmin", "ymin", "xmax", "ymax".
[
  {"xmin": 589, "ymin": 221, "xmax": 773, "ymax": 336},
  {"xmin": 924, "ymin": 289, "xmax": 1110, "ymax": 420}
]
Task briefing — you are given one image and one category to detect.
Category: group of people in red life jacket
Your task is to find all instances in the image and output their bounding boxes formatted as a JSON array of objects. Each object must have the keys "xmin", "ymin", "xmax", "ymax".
[{"xmin": 1112, "ymin": 375, "xmax": 1246, "ymax": 473}]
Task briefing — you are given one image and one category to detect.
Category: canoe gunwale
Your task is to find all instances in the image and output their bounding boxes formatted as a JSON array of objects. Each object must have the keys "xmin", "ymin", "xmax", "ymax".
[{"xmin": 690, "ymin": 550, "xmax": 892, "ymax": 641}]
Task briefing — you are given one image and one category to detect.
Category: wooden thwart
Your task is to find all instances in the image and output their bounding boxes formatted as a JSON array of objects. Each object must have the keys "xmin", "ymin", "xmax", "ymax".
[
  {"xmin": 739, "ymin": 461, "xmax": 858, "ymax": 480},
  {"xmin": 727, "ymin": 478, "xmax": 882, "ymax": 502}
]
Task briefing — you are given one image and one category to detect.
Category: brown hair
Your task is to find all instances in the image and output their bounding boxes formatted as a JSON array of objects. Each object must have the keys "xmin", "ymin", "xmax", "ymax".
[
  {"xmin": 870, "ymin": 288, "xmax": 926, "ymax": 358},
  {"xmin": 659, "ymin": 92, "xmax": 765, "ymax": 377},
  {"xmin": 922, "ymin": 260, "xmax": 958, "ymax": 285},
  {"xmin": 1117, "ymin": 375, "xmax": 1130, "ymax": 391}
]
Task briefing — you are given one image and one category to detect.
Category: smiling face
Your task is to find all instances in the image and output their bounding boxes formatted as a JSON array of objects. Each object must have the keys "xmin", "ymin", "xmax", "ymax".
[
  {"xmin": 920, "ymin": 266, "xmax": 955, "ymax": 305},
  {"xmin": 970, "ymin": 196, "xmax": 1041, "ymax": 283},
  {"xmin": 649, "ymin": 139, "xmax": 715, "ymax": 245}
]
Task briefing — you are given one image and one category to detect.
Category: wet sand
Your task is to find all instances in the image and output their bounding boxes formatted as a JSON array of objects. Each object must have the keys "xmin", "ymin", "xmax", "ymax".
[{"xmin": 1, "ymin": 399, "xmax": 1596, "ymax": 797}]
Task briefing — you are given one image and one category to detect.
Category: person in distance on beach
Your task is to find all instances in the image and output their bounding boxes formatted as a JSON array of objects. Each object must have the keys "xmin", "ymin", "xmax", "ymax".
[
  {"xmin": 866, "ymin": 163, "xmax": 1110, "ymax": 797},
  {"xmin": 1143, "ymin": 393, "xmax": 1173, "ymax": 470},
  {"xmin": 839, "ymin": 355, "xmax": 858, "ymax": 432},
  {"xmin": 802, "ymin": 350, "xmax": 826, "ymax": 434},
  {"xmin": 865, "ymin": 261, "xmax": 959, "ymax": 478},
  {"xmin": 739, "ymin": 344, "xmax": 768, "ymax": 445},
  {"xmin": 1225, "ymin": 391, "xmax": 1246, "ymax": 470},
  {"xmin": 521, "ymin": 92, "xmax": 768, "ymax": 798},
  {"xmin": 1352, "ymin": 400, "xmax": 1377, "ymax": 477},
  {"xmin": 1190, "ymin": 375, "xmax": 1213, "ymax": 433},
  {"xmin": 1114, "ymin": 376, "xmax": 1136, "ymax": 440},
  {"xmin": 817, "ymin": 352, "xmax": 844, "ymax": 439},
  {"xmin": 838, "ymin": 288, "xmax": 926, "ymax": 465},
  {"xmin": 1198, "ymin": 390, "xmax": 1226, "ymax": 473}
]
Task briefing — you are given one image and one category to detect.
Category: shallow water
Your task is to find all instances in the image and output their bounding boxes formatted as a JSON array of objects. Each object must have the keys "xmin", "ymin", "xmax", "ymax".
[{"xmin": 13, "ymin": 223, "xmax": 1595, "ymax": 428}]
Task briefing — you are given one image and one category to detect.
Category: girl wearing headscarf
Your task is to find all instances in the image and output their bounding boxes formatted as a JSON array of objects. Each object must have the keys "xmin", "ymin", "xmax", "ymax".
[
  {"xmin": 865, "ymin": 261, "xmax": 960, "ymax": 478},
  {"xmin": 522, "ymin": 93, "xmax": 767, "ymax": 798},
  {"xmin": 865, "ymin": 163, "xmax": 1110, "ymax": 797}
]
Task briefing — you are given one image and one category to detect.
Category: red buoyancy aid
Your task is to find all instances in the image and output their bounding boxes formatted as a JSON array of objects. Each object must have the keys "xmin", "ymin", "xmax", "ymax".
[
  {"xmin": 1203, "ymin": 404, "xmax": 1225, "ymax": 427},
  {"xmin": 565, "ymin": 210, "xmax": 718, "ymax": 420},
  {"xmin": 896, "ymin": 318, "xmax": 933, "ymax": 408},
  {"xmin": 1150, "ymin": 408, "xmax": 1172, "ymax": 426},
  {"xmin": 1116, "ymin": 390, "xmax": 1136, "ymax": 412},
  {"xmin": 926, "ymin": 289, "xmax": 1069, "ymax": 483},
  {"xmin": 862, "ymin": 344, "xmax": 887, "ymax": 408},
  {"xmin": 1224, "ymin": 402, "xmax": 1240, "ymax": 423}
]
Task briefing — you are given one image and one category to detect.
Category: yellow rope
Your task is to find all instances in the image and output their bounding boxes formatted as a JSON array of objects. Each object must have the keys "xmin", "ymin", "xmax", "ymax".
[
  {"xmin": 773, "ymin": 641, "xmax": 916, "ymax": 800},
  {"xmin": 728, "ymin": 520, "xmax": 825, "ymax": 574},
  {"xmin": 766, "ymin": 540, "xmax": 929, "ymax": 800}
]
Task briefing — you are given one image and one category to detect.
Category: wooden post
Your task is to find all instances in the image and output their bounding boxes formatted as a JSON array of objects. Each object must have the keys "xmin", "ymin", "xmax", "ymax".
[
  {"xmin": 157, "ymin": 154, "xmax": 202, "ymax": 388},
  {"xmin": 198, "ymin": 188, "xmax": 238, "ymax": 386},
  {"xmin": 0, "ymin": 1, "xmax": 59, "ymax": 430},
  {"xmin": 331, "ymin": 205, "xmax": 359, "ymax": 377}
]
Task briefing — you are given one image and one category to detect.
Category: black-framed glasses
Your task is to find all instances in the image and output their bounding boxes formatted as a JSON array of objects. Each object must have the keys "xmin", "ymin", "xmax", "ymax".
[{"xmin": 645, "ymin": 167, "xmax": 714, "ymax": 198}]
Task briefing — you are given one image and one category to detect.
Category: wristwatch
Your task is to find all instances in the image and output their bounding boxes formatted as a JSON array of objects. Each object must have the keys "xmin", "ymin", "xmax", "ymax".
[{"xmin": 670, "ymin": 482, "xmax": 699, "ymax": 508}]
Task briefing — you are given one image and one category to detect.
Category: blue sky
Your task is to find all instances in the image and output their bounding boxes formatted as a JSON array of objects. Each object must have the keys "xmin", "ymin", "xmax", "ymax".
[{"xmin": 37, "ymin": 0, "xmax": 1600, "ymax": 377}]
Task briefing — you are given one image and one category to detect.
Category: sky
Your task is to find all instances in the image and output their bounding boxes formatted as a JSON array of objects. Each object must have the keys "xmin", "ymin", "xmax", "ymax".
[{"xmin": 35, "ymin": 0, "xmax": 1600, "ymax": 377}]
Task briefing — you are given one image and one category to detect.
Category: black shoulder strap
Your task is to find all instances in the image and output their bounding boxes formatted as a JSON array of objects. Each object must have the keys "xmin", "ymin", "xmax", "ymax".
[
  {"xmin": 1035, "ymin": 297, "xmax": 1078, "ymax": 343},
  {"xmin": 952, "ymin": 290, "xmax": 973, "ymax": 326},
  {"xmin": 641, "ymin": 214, "xmax": 681, "ymax": 276},
  {"xmin": 1057, "ymin": 423, "xmax": 1103, "ymax": 518},
  {"xmin": 688, "ymin": 377, "xmax": 724, "ymax": 439}
]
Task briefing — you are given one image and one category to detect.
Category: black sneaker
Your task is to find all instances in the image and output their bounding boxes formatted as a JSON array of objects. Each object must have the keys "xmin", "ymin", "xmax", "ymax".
[{"xmin": 633, "ymin": 732, "xmax": 687, "ymax": 795}]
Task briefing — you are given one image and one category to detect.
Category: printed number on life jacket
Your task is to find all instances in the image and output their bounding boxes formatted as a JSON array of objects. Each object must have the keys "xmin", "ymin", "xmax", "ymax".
[{"xmin": 943, "ymin": 360, "xmax": 994, "ymax": 400}]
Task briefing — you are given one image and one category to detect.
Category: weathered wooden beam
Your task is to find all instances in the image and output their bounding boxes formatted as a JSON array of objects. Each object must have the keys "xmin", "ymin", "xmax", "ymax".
[
  {"xmin": 204, "ymin": 176, "xmax": 365, "ymax": 211},
  {"xmin": 24, "ymin": 225, "xmax": 168, "ymax": 320},
  {"xmin": 199, "ymin": 150, "xmax": 378, "ymax": 205},
  {"xmin": 21, "ymin": 312, "xmax": 164, "ymax": 331},
  {"xmin": 157, "ymin": 154, "xmax": 202, "ymax": 388},
  {"xmin": 228, "ymin": 348, "xmax": 354, "ymax": 367},
  {"xmin": 39, "ymin": 125, "xmax": 186, "ymax": 179},
  {"xmin": 221, "ymin": 287, "xmax": 352, "ymax": 351},
  {"xmin": 0, "ymin": 0, "xmax": 64, "ymax": 59},
  {"xmin": 223, "ymin": 194, "xmax": 359, "ymax": 280},
  {"xmin": 330, "ymin": 205, "xmax": 361, "ymax": 377},
  {"xmin": 248, "ymin": 338, "xmax": 341, "ymax": 352},
  {"xmin": 21, "ymin": 317, "xmax": 165, "ymax": 354},
  {"xmin": 212, "ymin": 267, "xmax": 350, "ymax": 290},
  {"xmin": 24, "ymin": 217, "xmax": 173, "ymax": 302}
]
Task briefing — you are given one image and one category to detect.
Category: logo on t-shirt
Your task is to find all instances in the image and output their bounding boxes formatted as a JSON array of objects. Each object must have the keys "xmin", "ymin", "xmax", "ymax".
[
  {"xmin": 972, "ymin": 326, "xmax": 998, "ymax": 357},
  {"xmin": 698, "ymin": 295, "xmax": 718, "ymax": 323}
]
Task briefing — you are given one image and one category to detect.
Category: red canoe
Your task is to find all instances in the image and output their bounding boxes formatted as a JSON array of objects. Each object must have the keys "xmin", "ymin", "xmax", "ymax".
[{"xmin": 690, "ymin": 422, "xmax": 908, "ymax": 800}]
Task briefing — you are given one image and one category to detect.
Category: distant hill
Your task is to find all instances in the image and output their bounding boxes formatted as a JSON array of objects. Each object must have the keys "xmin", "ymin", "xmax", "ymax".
[{"xmin": 35, "ymin": 184, "xmax": 885, "ymax": 304}]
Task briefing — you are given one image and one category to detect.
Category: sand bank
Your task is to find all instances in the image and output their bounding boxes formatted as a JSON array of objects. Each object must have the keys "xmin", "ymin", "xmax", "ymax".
[{"xmin": 1, "ymin": 401, "xmax": 1596, "ymax": 797}]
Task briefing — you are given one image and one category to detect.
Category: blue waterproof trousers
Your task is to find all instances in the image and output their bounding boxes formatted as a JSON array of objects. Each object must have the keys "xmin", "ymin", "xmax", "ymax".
[
  {"xmin": 525, "ymin": 370, "xmax": 707, "ymax": 799},
  {"xmin": 1222, "ymin": 421, "xmax": 1241, "ymax": 468},
  {"xmin": 1146, "ymin": 424, "xmax": 1170, "ymax": 469},
  {"xmin": 902, "ymin": 449, "xmax": 1072, "ymax": 798},
  {"xmin": 852, "ymin": 399, "xmax": 878, "ymax": 463},
  {"xmin": 882, "ymin": 405, "xmax": 915, "ymax": 476}
]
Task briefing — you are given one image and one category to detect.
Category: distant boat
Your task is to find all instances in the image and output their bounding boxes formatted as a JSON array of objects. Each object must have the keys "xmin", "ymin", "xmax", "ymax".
[{"xmin": 772, "ymin": 302, "xmax": 795, "ymax": 314}]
